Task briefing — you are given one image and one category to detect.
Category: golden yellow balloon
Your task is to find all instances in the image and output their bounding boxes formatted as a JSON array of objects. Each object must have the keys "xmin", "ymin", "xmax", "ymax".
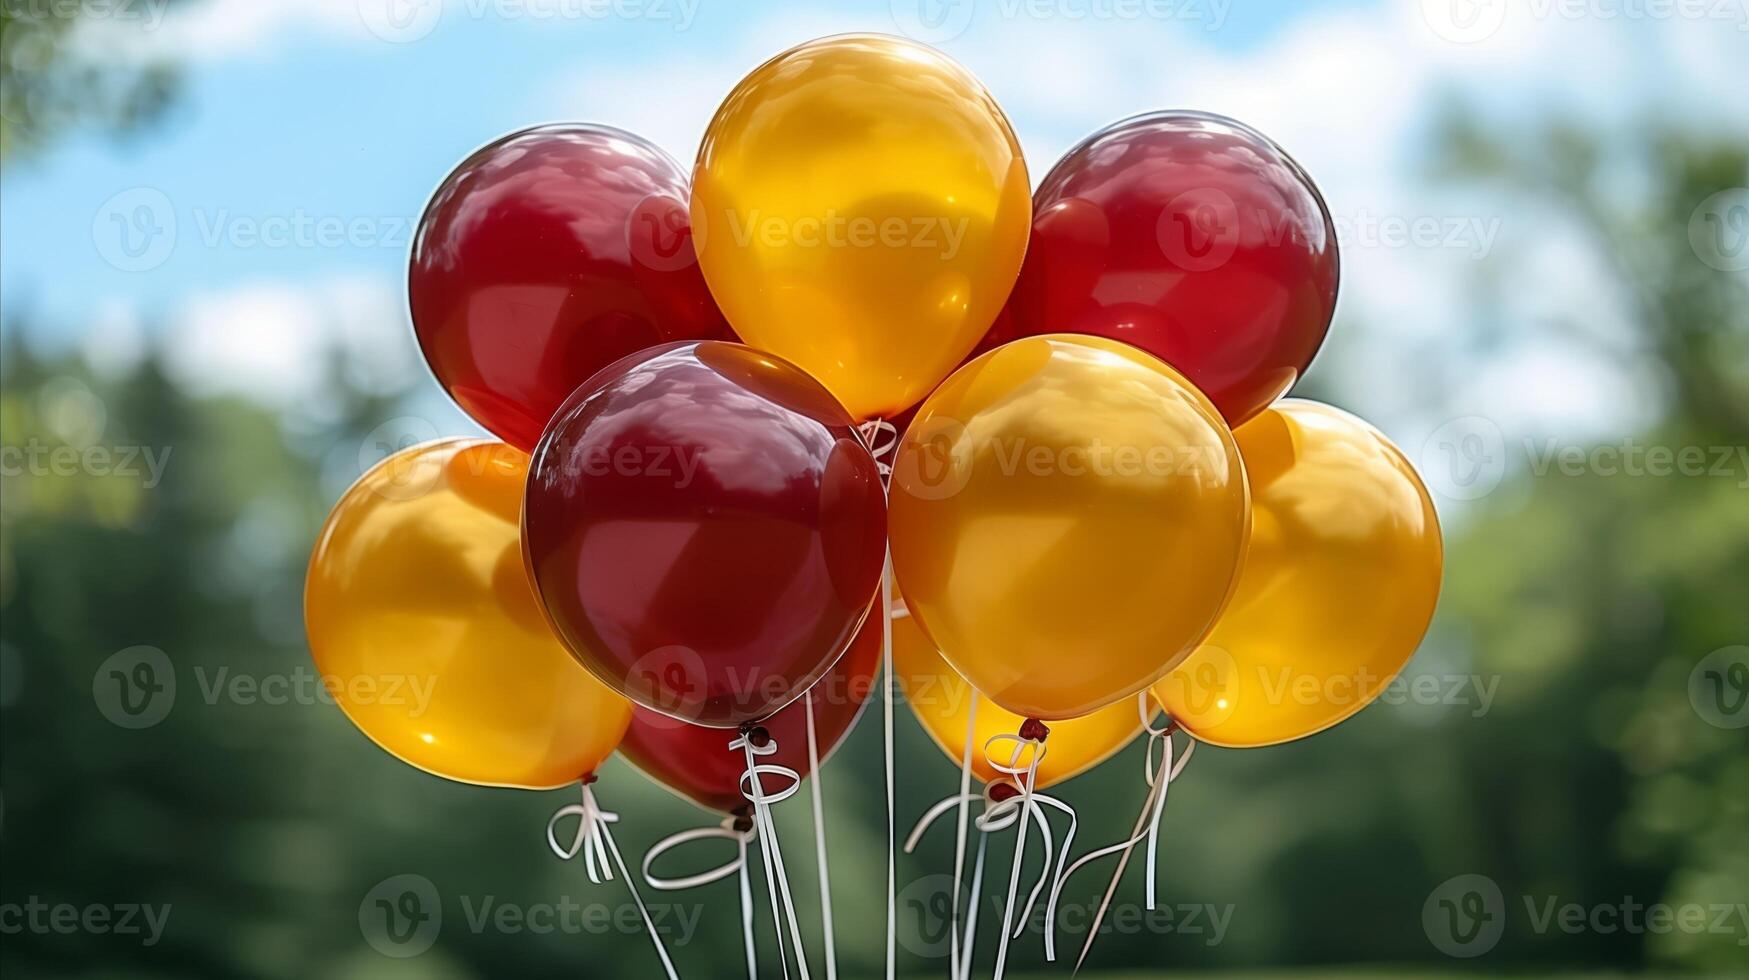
[
  {"xmin": 305, "ymin": 438, "xmax": 633, "ymax": 789},
  {"xmin": 894, "ymin": 607, "xmax": 1143, "ymax": 790},
  {"xmin": 691, "ymin": 33, "xmax": 1031, "ymax": 421},
  {"xmin": 1154, "ymin": 400, "xmax": 1444, "ymax": 748},
  {"xmin": 889, "ymin": 334, "xmax": 1251, "ymax": 721}
]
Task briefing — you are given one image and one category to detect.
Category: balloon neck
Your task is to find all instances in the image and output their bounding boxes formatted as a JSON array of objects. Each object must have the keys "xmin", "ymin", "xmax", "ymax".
[
  {"xmin": 1019, "ymin": 717, "xmax": 1051, "ymax": 743},
  {"xmin": 738, "ymin": 722, "xmax": 773, "ymax": 749},
  {"xmin": 729, "ymin": 805, "xmax": 755, "ymax": 834},
  {"xmin": 987, "ymin": 782, "xmax": 1022, "ymax": 804},
  {"xmin": 580, "ymin": 771, "xmax": 599, "ymax": 786}
]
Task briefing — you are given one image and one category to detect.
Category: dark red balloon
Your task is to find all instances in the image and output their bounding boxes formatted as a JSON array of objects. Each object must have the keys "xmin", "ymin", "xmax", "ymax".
[
  {"xmin": 523, "ymin": 341, "xmax": 887, "ymax": 729},
  {"xmin": 620, "ymin": 609, "xmax": 884, "ymax": 814},
  {"xmin": 984, "ymin": 111, "xmax": 1339, "ymax": 427},
  {"xmin": 410, "ymin": 124, "xmax": 734, "ymax": 452}
]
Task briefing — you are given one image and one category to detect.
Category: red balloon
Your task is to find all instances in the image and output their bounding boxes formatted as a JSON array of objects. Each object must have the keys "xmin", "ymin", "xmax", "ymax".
[
  {"xmin": 410, "ymin": 124, "xmax": 734, "ymax": 452},
  {"xmin": 619, "ymin": 609, "xmax": 883, "ymax": 814},
  {"xmin": 984, "ymin": 111, "xmax": 1339, "ymax": 427},
  {"xmin": 523, "ymin": 340, "xmax": 887, "ymax": 729}
]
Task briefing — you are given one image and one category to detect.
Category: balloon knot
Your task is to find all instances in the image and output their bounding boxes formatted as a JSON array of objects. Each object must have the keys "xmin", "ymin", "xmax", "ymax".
[
  {"xmin": 988, "ymin": 782, "xmax": 1022, "ymax": 803},
  {"xmin": 746, "ymin": 725, "xmax": 773, "ymax": 749},
  {"xmin": 730, "ymin": 811, "xmax": 755, "ymax": 834},
  {"xmin": 1019, "ymin": 718, "xmax": 1051, "ymax": 743},
  {"xmin": 580, "ymin": 772, "xmax": 599, "ymax": 786}
]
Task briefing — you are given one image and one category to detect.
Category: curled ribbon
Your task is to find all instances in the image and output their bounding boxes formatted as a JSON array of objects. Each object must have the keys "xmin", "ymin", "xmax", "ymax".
[
  {"xmin": 546, "ymin": 780, "xmax": 681, "ymax": 980},
  {"xmin": 982, "ymin": 728, "xmax": 1077, "ymax": 980},
  {"xmin": 643, "ymin": 814, "xmax": 759, "ymax": 980},
  {"xmin": 855, "ymin": 419, "xmax": 900, "ymax": 478},
  {"xmin": 1043, "ymin": 695, "xmax": 1195, "ymax": 971},
  {"xmin": 730, "ymin": 728, "xmax": 811, "ymax": 980}
]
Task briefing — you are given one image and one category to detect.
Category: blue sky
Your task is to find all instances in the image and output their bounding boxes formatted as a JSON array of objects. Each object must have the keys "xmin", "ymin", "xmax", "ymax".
[
  {"xmin": 3, "ymin": 0, "xmax": 1746, "ymax": 470},
  {"xmin": 2, "ymin": 0, "xmax": 1370, "ymax": 329}
]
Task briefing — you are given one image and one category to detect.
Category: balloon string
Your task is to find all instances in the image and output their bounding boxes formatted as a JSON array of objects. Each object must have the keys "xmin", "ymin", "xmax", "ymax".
[
  {"xmin": 856, "ymin": 419, "xmax": 899, "ymax": 479},
  {"xmin": 732, "ymin": 728, "xmax": 812, "ymax": 980},
  {"xmin": 1043, "ymin": 696, "xmax": 1195, "ymax": 972},
  {"xmin": 987, "ymin": 728, "xmax": 1044, "ymax": 980},
  {"xmin": 904, "ymin": 778, "xmax": 1064, "ymax": 977},
  {"xmin": 950, "ymin": 697, "xmax": 979, "ymax": 980},
  {"xmin": 642, "ymin": 815, "xmax": 759, "ymax": 980},
  {"xmin": 548, "ymin": 781, "xmax": 681, "ymax": 980},
  {"xmin": 880, "ymin": 548, "xmax": 897, "ymax": 980},
  {"xmin": 961, "ymin": 833, "xmax": 988, "ymax": 979},
  {"xmin": 806, "ymin": 690, "xmax": 839, "ymax": 980}
]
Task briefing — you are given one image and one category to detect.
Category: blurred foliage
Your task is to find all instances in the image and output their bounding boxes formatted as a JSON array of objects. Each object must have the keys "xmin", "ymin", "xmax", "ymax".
[
  {"xmin": 0, "ymin": 0, "xmax": 181, "ymax": 161},
  {"xmin": 2, "ymin": 5, "xmax": 1746, "ymax": 979}
]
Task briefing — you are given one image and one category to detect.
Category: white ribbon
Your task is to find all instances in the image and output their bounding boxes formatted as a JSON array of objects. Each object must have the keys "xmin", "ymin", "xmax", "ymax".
[
  {"xmin": 949, "ymin": 696, "xmax": 979, "ymax": 980},
  {"xmin": 880, "ymin": 550, "xmax": 898, "ymax": 980},
  {"xmin": 1043, "ymin": 696, "xmax": 1195, "ymax": 971},
  {"xmin": 806, "ymin": 690, "xmax": 839, "ymax": 980},
  {"xmin": 731, "ymin": 728, "xmax": 811, "ymax": 980},
  {"xmin": 855, "ymin": 419, "xmax": 899, "ymax": 479},
  {"xmin": 984, "ymin": 729, "xmax": 1062, "ymax": 980},
  {"xmin": 547, "ymin": 781, "xmax": 681, "ymax": 980},
  {"xmin": 856, "ymin": 418, "xmax": 898, "ymax": 980},
  {"xmin": 642, "ymin": 814, "xmax": 758, "ymax": 980}
]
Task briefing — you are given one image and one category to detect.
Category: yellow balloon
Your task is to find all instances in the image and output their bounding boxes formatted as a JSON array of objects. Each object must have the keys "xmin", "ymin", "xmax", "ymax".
[
  {"xmin": 305, "ymin": 438, "xmax": 632, "ymax": 789},
  {"xmin": 691, "ymin": 34, "xmax": 1032, "ymax": 421},
  {"xmin": 889, "ymin": 334, "xmax": 1251, "ymax": 721},
  {"xmin": 1154, "ymin": 401, "xmax": 1444, "ymax": 748},
  {"xmin": 893, "ymin": 606, "xmax": 1143, "ymax": 790}
]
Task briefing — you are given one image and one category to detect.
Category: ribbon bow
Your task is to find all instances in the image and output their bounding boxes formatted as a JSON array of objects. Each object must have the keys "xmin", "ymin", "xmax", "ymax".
[
  {"xmin": 545, "ymin": 778, "xmax": 681, "ymax": 980},
  {"xmin": 546, "ymin": 778, "xmax": 620, "ymax": 885},
  {"xmin": 1044, "ymin": 695, "xmax": 1195, "ymax": 970}
]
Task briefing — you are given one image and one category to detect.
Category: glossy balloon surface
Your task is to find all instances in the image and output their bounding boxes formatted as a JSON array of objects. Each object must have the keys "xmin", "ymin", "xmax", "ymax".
[
  {"xmin": 411, "ymin": 124, "xmax": 732, "ymax": 451},
  {"xmin": 893, "ymin": 606, "xmax": 1143, "ymax": 790},
  {"xmin": 692, "ymin": 34, "xmax": 1031, "ymax": 422},
  {"xmin": 889, "ymin": 335, "xmax": 1250, "ymax": 721},
  {"xmin": 1155, "ymin": 401, "xmax": 1443, "ymax": 748},
  {"xmin": 619, "ymin": 608, "xmax": 883, "ymax": 814},
  {"xmin": 984, "ymin": 111, "xmax": 1338, "ymax": 427},
  {"xmin": 524, "ymin": 341, "xmax": 887, "ymax": 728},
  {"xmin": 305, "ymin": 439, "xmax": 632, "ymax": 789}
]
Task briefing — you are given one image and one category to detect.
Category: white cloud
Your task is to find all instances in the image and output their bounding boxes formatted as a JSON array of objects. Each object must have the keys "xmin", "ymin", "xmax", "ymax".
[{"xmin": 158, "ymin": 274, "xmax": 417, "ymax": 407}]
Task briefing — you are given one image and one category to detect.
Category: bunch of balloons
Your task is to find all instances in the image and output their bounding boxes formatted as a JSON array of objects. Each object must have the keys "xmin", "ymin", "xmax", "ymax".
[{"xmin": 304, "ymin": 32, "xmax": 1442, "ymax": 979}]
